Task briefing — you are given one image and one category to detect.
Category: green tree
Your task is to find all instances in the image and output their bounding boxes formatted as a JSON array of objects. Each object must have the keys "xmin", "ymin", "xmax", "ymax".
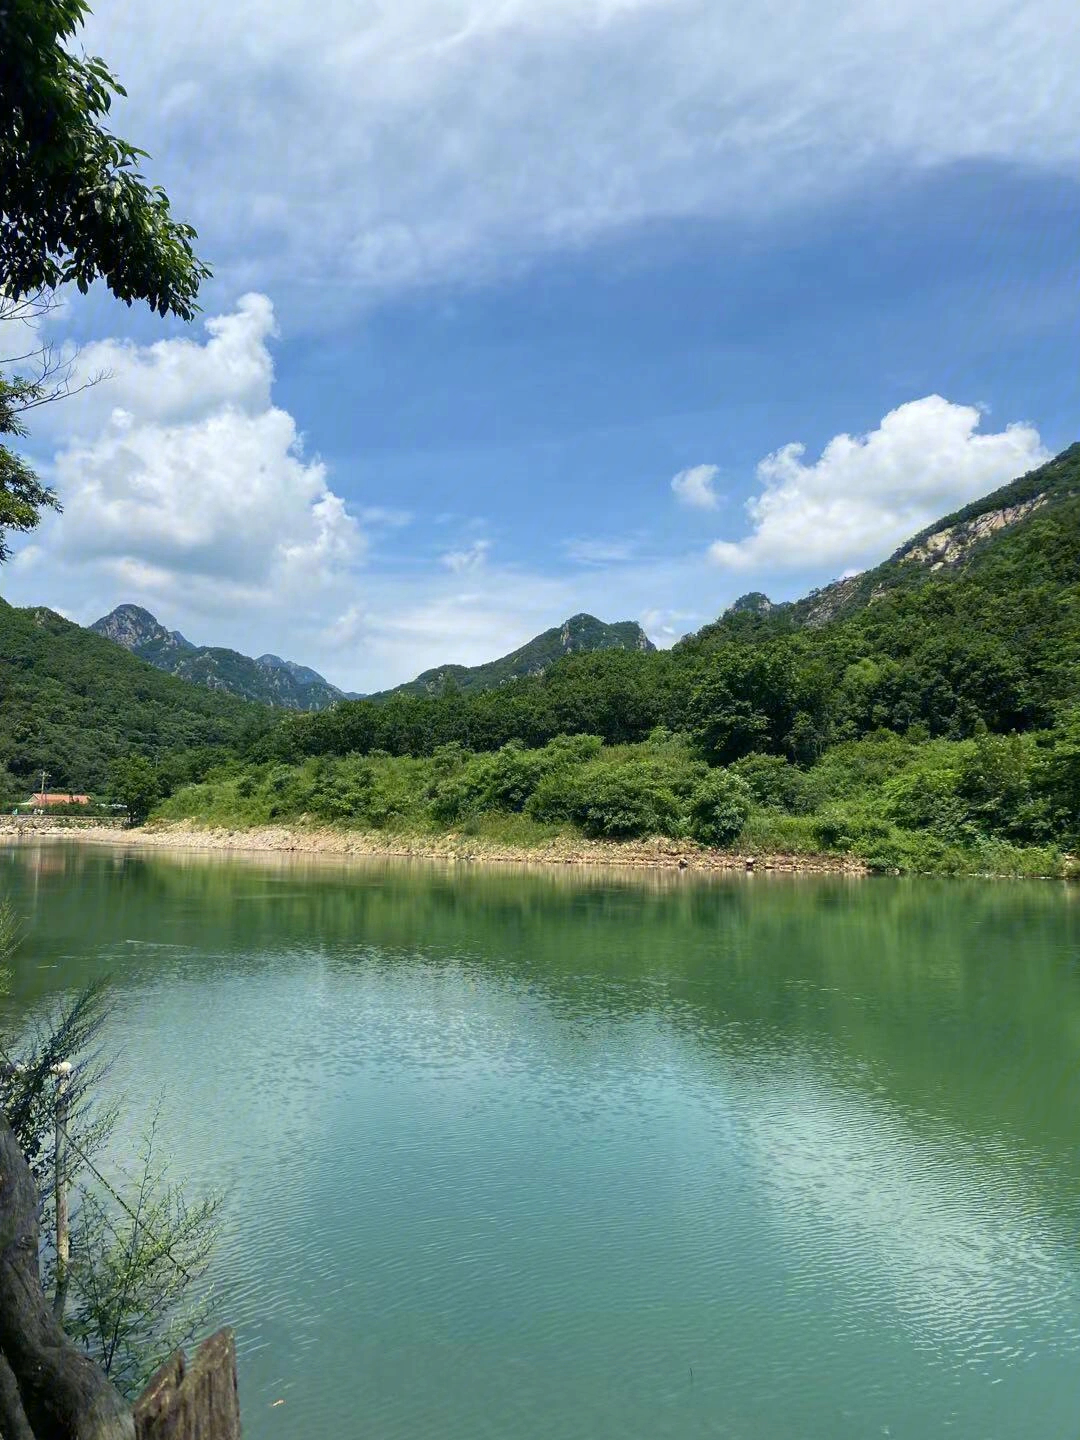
[
  {"xmin": 109, "ymin": 755, "xmax": 162, "ymax": 825},
  {"xmin": 1, "ymin": 1, "xmax": 211, "ymax": 563},
  {"xmin": 0, "ymin": 0, "xmax": 210, "ymax": 316},
  {"xmin": 687, "ymin": 769, "xmax": 752, "ymax": 848},
  {"xmin": 0, "ymin": 371, "xmax": 60, "ymax": 560}
]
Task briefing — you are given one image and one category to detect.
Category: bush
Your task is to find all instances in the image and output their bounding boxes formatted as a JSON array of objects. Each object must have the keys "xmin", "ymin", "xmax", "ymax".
[
  {"xmin": 730, "ymin": 753, "xmax": 812, "ymax": 812},
  {"xmin": 429, "ymin": 741, "xmax": 553, "ymax": 823},
  {"xmin": 687, "ymin": 769, "xmax": 752, "ymax": 847},
  {"xmin": 881, "ymin": 765, "xmax": 970, "ymax": 842},
  {"xmin": 527, "ymin": 757, "xmax": 682, "ymax": 839}
]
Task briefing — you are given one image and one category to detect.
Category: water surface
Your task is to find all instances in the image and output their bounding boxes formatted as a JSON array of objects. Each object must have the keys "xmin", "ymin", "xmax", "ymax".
[{"xmin": 3, "ymin": 843, "xmax": 1079, "ymax": 1440}]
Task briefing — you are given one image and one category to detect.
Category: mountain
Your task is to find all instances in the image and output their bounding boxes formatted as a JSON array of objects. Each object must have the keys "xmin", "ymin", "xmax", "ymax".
[
  {"xmin": 275, "ymin": 441, "xmax": 1080, "ymax": 769},
  {"xmin": 733, "ymin": 442, "xmax": 1080, "ymax": 634},
  {"xmin": 90, "ymin": 605, "xmax": 349, "ymax": 711},
  {"xmin": 0, "ymin": 599, "xmax": 270, "ymax": 795},
  {"xmin": 372, "ymin": 613, "xmax": 656, "ymax": 700}
]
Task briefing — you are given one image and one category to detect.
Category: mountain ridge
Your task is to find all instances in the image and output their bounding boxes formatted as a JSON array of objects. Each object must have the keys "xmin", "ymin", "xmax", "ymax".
[
  {"xmin": 89, "ymin": 605, "xmax": 657, "ymax": 709},
  {"xmin": 369, "ymin": 613, "xmax": 656, "ymax": 700},
  {"xmin": 90, "ymin": 604, "xmax": 349, "ymax": 711}
]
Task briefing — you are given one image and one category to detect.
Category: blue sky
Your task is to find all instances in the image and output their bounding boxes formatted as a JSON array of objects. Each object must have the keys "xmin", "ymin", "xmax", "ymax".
[{"xmin": 3, "ymin": 0, "xmax": 1077, "ymax": 691}]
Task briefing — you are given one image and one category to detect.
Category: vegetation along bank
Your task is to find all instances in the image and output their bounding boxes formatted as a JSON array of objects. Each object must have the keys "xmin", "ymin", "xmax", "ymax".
[{"xmin": 4, "ymin": 445, "xmax": 1080, "ymax": 879}]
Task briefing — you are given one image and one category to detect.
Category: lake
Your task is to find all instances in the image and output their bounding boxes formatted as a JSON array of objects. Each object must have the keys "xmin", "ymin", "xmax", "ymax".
[{"xmin": 2, "ymin": 842, "xmax": 1079, "ymax": 1439}]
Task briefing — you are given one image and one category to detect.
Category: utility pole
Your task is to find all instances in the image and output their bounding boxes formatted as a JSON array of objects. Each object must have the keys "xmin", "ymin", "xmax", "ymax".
[{"xmin": 38, "ymin": 768, "xmax": 49, "ymax": 805}]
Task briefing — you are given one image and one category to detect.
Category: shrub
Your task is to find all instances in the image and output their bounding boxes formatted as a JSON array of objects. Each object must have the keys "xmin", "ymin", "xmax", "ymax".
[
  {"xmin": 730, "ymin": 753, "xmax": 812, "ymax": 812},
  {"xmin": 687, "ymin": 769, "xmax": 752, "ymax": 847},
  {"xmin": 429, "ymin": 738, "xmax": 593, "ymax": 823},
  {"xmin": 527, "ymin": 758, "xmax": 681, "ymax": 839},
  {"xmin": 881, "ymin": 765, "xmax": 970, "ymax": 842}
]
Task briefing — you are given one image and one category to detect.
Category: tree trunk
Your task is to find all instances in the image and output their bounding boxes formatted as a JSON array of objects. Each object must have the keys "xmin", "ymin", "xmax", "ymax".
[
  {"xmin": 132, "ymin": 1332, "xmax": 240, "ymax": 1440},
  {"xmin": 0, "ymin": 1112, "xmax": 134, "ymax": 1440}
]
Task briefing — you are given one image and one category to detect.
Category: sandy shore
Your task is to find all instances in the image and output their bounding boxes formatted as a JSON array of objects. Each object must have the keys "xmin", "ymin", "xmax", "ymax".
[{"xmin": 0, "ymin": 817, "xmax": 867, "ymax": 875}]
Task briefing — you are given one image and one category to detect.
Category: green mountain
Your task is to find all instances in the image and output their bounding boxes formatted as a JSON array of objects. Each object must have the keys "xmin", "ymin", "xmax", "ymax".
[
  {"xmin": 176, "ymin": 441, "xmax": 1077, "ymax": 876},
  {"xmin": 0, "ymin": 599, "xmax": 271, "ymax": 796},
  {"xmin": 372, "ymin": 613, "xmax": 656, "ymax": 700},
  {"xmin": 710, "ymin": 442, "xmax": 1080, "ymax": 635},
  {"xmin": 268, "ymin": 441, "xmax": 1080, "ymax": 767},
  {"xmin": 90, "ymin": 604, "xmax": 350, "ymax": 710}
]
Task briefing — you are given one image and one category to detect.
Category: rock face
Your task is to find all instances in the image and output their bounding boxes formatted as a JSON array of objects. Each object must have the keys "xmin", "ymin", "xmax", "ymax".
[
  {"xmin": 728, "ymin": 592, "xmax": 775, "ymax": 616},
  {"xmin": 896, "ymin": 495, "xmax": 1049, "ymax": 569},
  {"xmin": 89, "ymin": 606, "xmax": 345, "ymax": 711},
  {"xmin": 90, "ymin": 603, "xmax": 194, "ymax": 660}
]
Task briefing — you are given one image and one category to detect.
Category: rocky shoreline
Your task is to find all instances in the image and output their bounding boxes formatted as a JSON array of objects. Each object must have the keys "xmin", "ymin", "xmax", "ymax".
[{"xmin": 0, "ymin": 817, "xmax": 868, "ymax": 875}]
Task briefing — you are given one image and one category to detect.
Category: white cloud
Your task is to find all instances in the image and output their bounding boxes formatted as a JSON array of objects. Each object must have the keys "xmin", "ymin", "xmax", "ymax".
[
  {"xmin": 440, "ymin": 538, "xmax": 491, "ymax": 572},
  {"xmin": 640, "ymin": 605, "xmax": 700, "ymax": 643},
  {"xmin": 47, "ymin": 293, "xmax": 278, "ymax": 432},
  {"xmin": 671, "ymin": 463, "xmax": 720, "ymax": 510},
  {"xmin": 11, "ymin": 294, "xmax": 366, "ymax": 626},
  {"xmin": 78, "ymin": 0, "xmax": 1080, "ymax": 305},
  {"xmin": 708, "ymin": 396, "xmax": 1048, "ymax": 574},
  {"xmin": 4, "ymin": 290, "xmax": 714, "ymax": 691},
  {"xmin": 563, "ymin": 537, "xmax": 638, "ymax": 565}
]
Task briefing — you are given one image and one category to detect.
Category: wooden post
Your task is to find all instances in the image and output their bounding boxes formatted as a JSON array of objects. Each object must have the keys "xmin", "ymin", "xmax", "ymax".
[
  {"xmin": 133, "ymin": 1329, "xmax": 241, "ymax": 1440},
  {"xmin": 52, "ymin": 1061, "xmax": 73, "ymax": 1322}
]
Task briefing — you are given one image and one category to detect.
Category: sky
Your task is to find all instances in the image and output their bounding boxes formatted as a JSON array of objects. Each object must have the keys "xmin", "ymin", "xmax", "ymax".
[{"xmin": 2, "ymin": 0, "xmax": 1078, "ymax": 692}]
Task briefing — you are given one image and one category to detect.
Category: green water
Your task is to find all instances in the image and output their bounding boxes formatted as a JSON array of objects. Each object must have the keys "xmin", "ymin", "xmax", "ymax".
[{"xmin": 3, "ymin": 843, "xmax": 1080, "ymax": 1440}]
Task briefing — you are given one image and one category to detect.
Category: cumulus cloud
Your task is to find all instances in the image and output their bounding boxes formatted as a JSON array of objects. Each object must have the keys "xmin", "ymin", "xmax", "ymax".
[
  {"xmin": 2, "ymin": 289, "xmax": 704, "ymax": 690},
  {"xmin": 671, "ymin": 463, "xmax": 720, "ymax": 510},
  {"xmin": 708, "ymin": 396, "xmax": 1048, "ymax": 574},
  {"xmin": 12, "ymin": 294, "xmax": 365, "ymax": 621},
  {"xmin": 78, "ymin": 0, "xmax": 1080, "ymax": 305}
]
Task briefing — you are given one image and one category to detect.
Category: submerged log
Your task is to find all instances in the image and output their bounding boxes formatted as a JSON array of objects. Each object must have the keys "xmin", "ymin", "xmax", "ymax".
[{"xmin": 0, "ymin": 1113, "xmax": 134, "ymax": 1440}]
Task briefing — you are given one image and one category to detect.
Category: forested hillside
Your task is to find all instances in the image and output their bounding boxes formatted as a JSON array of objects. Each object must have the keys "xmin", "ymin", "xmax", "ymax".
[
  {"xmin": 0, "ymin": 600, "xmax": 272, "ymax": 800},
  {"xmin": 162, "ymin": 444, "xmax": 1080, "ymax": 875},
  {"xmin": 246, "ymin": 444, "xmax": 1080, "ymax": 764},
  {"xmin": 7, "ymin": 445, "xmax": 1080, "ymax": 872}
]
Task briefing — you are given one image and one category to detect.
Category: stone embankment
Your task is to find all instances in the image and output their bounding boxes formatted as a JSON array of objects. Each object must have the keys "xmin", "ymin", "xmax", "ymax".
[{"xmin": 0, "ymin": 817, "xmax": 867, "ymax": 875}]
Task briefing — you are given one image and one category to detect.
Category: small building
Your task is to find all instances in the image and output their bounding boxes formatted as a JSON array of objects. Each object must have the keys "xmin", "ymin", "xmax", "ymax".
[{"xmin": 27, "ymin": 792, "xmax": 91, "ymax": 807}]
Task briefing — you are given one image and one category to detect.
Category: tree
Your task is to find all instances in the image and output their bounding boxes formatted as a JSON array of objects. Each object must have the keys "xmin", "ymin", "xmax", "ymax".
[
  {"xmin": 687, "ymin": 769, "xmax": 752, "ymax": 848},
  {"xmin": 0, "ymin": 1, "xmax": 211, "ymax": 559},
  {"xmin": 0, "ymin": 371, "xmax": 60, "ymax": 561},
  {"xmin": 109, "ymin": 755, "xmax": 162, "ymax": 826},
  {"xmin": 0, "ymin": 0, "xmax": 210, "ymax": 318}
]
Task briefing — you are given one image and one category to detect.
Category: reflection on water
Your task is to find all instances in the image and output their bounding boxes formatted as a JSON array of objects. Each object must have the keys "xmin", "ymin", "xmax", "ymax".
[{"xmin": 2, "ymin": 842, "xmax": 1079, "ymax": 1439}]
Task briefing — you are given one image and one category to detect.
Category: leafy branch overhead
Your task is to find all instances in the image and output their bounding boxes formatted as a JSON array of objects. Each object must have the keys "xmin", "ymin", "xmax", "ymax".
[
  {"xmin": 0, "ymin": 372, "xmax": 60, "ymax": 562},
  {"xmin": 0, "ymin": 0, "xmax": 211, "ymax": 318}
]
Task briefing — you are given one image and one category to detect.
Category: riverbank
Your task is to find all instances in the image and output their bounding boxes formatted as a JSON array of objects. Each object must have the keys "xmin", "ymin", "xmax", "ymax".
[{"xmin": 0, "ymin": 816, "xmax": 867, "ymax": 874}]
